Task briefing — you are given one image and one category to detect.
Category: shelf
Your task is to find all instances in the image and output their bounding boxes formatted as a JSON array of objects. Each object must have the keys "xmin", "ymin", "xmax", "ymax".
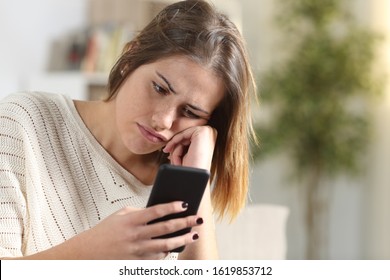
[{"xmin": 26, "ymin": 72, "xmax": 109, "ymax": 101}]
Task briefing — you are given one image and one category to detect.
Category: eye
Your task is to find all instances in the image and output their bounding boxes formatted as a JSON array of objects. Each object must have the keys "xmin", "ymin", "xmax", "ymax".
[
  {"xmin": 182, "ymin": 107, "xmax": 201, "ymax": 119},
  {"xmin": 152, "ymin": 81, "xmax": 169, "ymax": 96}
]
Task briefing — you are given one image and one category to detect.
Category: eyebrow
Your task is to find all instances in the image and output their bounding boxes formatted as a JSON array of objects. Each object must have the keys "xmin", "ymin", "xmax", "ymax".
[
  {"xmin": 156, "ymin": 71, "xmax": 211, "ymax": 115},
  {"xmin": 156, "ymin": 71, "xmax": 177, "ymax": 94}
]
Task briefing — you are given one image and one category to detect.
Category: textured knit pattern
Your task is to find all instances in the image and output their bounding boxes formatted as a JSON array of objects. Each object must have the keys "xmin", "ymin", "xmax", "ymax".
[{"xmin": 0, "ymin": 92, "xmax": 177, "ymax": 259}]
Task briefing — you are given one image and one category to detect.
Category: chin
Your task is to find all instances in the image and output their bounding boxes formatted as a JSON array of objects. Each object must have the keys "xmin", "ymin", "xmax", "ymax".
[{"xmin": 130, "ymin": 145, "xmax": 162, "ymax": 156}]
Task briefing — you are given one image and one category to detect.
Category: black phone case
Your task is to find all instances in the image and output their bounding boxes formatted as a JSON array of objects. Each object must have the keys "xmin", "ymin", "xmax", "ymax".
[{"xmin": 146, "ymin": 164, "xmax": 210, "ymax": 253}]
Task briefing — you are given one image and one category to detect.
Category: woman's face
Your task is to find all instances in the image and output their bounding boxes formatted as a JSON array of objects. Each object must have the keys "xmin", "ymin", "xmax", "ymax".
[{"xmin": 114, "ymin": 55, "xmax": 225, "ymax": 155}]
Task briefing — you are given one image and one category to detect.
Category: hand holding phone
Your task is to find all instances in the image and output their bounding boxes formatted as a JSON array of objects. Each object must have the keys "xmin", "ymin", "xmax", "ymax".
[{"xmin": 146, "ymin": 164, "xmax": 210, "ymax": 252}]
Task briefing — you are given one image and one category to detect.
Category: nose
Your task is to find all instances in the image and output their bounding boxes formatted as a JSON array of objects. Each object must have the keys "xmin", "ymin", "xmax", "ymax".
[{"xmin": 152, "ymin": 107, "xmax": 177, "ymax": 131}]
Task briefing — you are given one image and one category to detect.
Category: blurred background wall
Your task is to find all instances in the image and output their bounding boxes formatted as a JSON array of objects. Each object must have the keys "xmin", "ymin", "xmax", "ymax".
[
  {"xmin": 0, "ymin": 0, "xmax": 87, "ymax": 95},
  {"xmin": 0, "ymin": 0, "xmax": 389, "ymax": 259}
]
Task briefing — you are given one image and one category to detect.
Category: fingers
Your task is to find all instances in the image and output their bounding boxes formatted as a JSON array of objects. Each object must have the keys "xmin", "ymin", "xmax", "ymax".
[
  {"xmin": 163, "ymin": 125, "xmax": 203, "ymax": 154},
  {"xmin": 163, "ymin": 134, "xmax": 191, "ymax": 154},
  {"xmin": 169, "ymin": 144, "xmax": 185, "ymax": 165},
  {"xmin": 142, "ymin": 229, "xmax": 201, "ymax": 254},
  {"xmin": 142, "ymin": 214, "xmax": 203, "ymax": 239},
  {"xmin": 90, "ymin": 202, "xmax": 203, "ymax": 260},
  {"xmin": 163, "ymin": 126, "xmax": 217, "ymax": 169},
  {"xmin": 134, "ymin": 201, "xmax": 188, "ymax": 225},
  {"xmin": 127, "ymin": 202, "xmax": 203, "ymax": 255}
]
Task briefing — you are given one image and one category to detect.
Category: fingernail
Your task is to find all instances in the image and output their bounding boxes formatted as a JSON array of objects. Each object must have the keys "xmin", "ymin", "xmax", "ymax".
[
  {"xmin": 182, "ymin": 202, "xmax": 188, "ymax": 209},
  {"xmin": 196, "ymin": 218, "xmax": 203, "ymax": 225},
  {"xmin": 192, "ymin": 233, "xmax": 199, "ymax": 240}
]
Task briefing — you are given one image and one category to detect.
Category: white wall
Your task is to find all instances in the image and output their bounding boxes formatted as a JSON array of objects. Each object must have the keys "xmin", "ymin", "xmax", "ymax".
[
  {"xmin": 0, "ymin": 0, "xmax": 87, "ymax": 97},
  {"xmin": 364, "ymin": 0, "xmax": 390, "ymax": 259}
]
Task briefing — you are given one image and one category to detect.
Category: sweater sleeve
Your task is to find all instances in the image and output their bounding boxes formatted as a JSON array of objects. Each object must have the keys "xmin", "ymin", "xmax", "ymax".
[{"xmin": 0, "ymin": 94, "xmax": 27, "ymax": 257}]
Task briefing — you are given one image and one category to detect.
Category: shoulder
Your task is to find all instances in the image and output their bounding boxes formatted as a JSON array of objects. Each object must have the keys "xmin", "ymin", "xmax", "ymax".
[
  {"xmin": 1, "ymin": 91, "xmax": 69, "ymax": 108},
  {"xmin": 0, "ymin": 91, "xmax": 71, "ymax": 117},
  {"xmin": 0, "ymin": 92, "xmax": 74, "ymax": 131}
]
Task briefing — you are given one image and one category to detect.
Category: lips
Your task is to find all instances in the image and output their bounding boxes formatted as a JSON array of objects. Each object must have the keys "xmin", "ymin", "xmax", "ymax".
[{"xmin": 137, "ymin": 124, "xmax": 167, "ymax": 143}]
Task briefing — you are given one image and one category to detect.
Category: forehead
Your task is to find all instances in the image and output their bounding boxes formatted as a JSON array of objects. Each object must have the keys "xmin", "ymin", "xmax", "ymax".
[
  {"xmin": 151, "ymin": 55, "xmax": 216, "ymax": 79},
  {"xmin": 153, "ymin": 56, "xmax": 223, "ymax": 90},
  {"xmin": 147, "ymin": 55, "xmax": 226, "ymax": 107}
]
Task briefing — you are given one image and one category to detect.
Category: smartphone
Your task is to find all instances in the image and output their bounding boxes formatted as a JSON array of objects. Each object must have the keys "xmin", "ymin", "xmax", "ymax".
[{"xmin": 146, "ymin": 164, "xmax": 210, "ymax": 252}]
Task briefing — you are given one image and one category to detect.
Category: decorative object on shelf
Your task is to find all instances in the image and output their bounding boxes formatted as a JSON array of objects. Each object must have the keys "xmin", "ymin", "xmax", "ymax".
[
  {"xmin": 67, "ymin": 36, "xmax": 86, "ymax": 71},
  {"xmin": 51, "ymin": 23, "xmax": 134, "ymax": 74},
  {"xmin": 81, "ymin": 23, "xmax": 134, "ymax": 73}
]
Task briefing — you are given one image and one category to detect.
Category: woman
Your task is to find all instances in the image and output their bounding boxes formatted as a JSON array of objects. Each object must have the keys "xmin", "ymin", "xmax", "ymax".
[{"xmin": 0, "ymin": 0, "xmax": 256, "ymax": 260}]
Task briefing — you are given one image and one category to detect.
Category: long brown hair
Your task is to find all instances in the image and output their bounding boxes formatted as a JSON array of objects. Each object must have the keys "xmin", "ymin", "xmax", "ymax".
[{"xmin": 106, "ymin": 0, "xmax": 257, "ymax": 220}]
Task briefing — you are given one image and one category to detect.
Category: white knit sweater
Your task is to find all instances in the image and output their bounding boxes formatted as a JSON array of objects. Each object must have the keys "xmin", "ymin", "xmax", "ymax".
[{"xmin": 0, "ymin": 92, "xmax": 176, "ymax": 259}]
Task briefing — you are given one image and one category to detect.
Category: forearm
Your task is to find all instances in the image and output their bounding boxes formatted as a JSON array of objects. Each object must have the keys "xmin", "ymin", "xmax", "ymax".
[
  {"xmin": 2, "ymin": 202, "xmax": 207, "ymax": 260},
  {"xmin": 1, "ymin": 230, "xmax": 93, "ymax": 260}
]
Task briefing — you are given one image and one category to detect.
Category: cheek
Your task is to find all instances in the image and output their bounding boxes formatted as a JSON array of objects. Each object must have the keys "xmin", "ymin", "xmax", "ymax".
[{"xmin": 116, "ymin": 88, "xmax": 150, "ymax": 118}]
